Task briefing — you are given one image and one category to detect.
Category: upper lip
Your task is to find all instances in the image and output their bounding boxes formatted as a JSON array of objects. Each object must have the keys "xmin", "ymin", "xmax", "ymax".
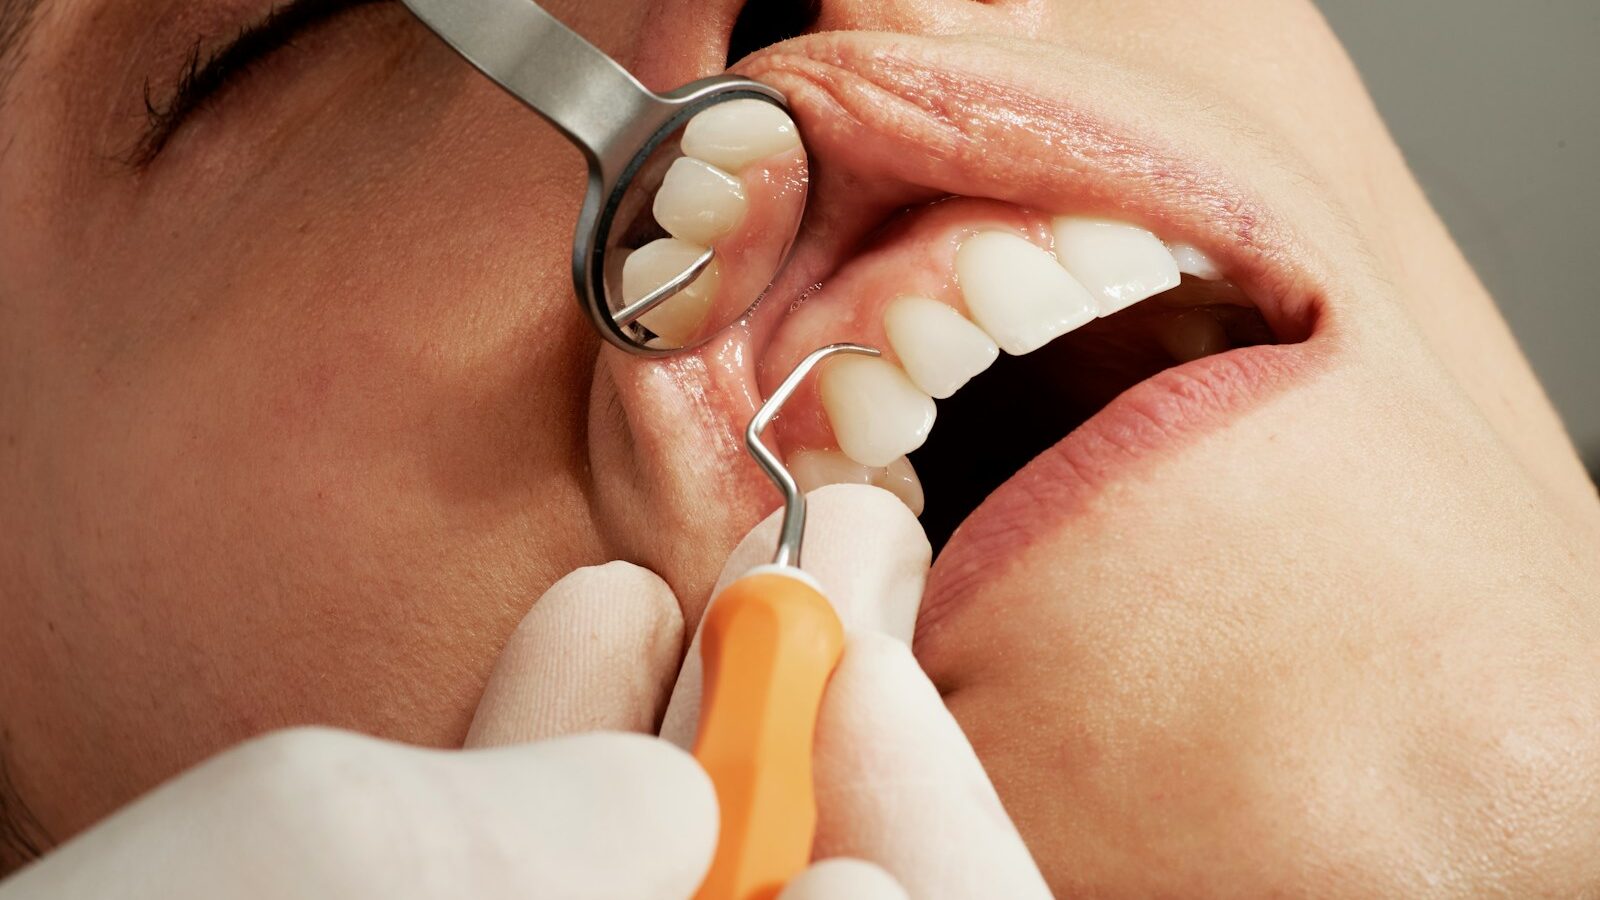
[{"xmin": 735, "ymin": 31, "xmax": 1324, "ymax": 354}]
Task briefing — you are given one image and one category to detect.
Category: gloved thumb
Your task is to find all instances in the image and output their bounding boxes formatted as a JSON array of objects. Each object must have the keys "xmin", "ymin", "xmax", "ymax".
[
  {"xmin": 812, "ymin": 631, "xmax": 1052, "ymax": 898},
  {"xmin": 466, "ymin": 562, "xmax": 684, "ymax": 747}
]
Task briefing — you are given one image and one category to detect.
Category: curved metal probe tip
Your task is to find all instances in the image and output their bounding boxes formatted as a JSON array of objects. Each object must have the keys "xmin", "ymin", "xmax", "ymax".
[
  {"xmin": 747, "ymin": 342, "xmax": 882, "ymax": 569},
  {"xmin": 613, "ymin": 247, "xmax": 716, "ymax": 327}
]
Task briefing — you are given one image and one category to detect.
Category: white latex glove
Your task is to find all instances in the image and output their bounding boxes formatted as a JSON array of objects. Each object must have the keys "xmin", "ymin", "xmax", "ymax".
[
  {"xmin": 1, "ymin": 484, "xmax": 1047, "ymax": 898},
  {"xmin": 662, "ymin": 484, "xmax": 1053, "ymax": 899}
]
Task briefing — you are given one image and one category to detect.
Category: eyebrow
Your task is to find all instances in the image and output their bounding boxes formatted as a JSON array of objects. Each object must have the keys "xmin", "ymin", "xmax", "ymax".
[{"xmin": 0, "ymin": 0, "xmax": 46, "ymax": 101}]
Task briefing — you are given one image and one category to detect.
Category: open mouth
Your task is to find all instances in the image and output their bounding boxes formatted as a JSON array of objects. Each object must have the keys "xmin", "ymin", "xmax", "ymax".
[
  {"xmin": 750, "ymin": 196, "xmax": 1301, "ymax": 559},
  {"xmin": 623, "ymin": 30, "xmax": 1322, "ymax": 607},
  {"xmin": 906, "ymin": 263, "xmax": 1276, "ymax": 555}
]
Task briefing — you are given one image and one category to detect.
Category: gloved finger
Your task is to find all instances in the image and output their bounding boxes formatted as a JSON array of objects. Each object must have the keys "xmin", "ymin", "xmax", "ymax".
[
  {"xmin": 812, "ymin": 631, "xmax": 1052, "ymax": 898},
  {"xmin": 450, "ymin": 733, "xmax": 719, "ymax": 897},
  {"xmin": 778, "ymin": 859, "xmax": 909, "ymax": 900},
  {"xmin": 0, "ymin": 729, "xmax": 716, "ymax": 900},
  {"xmin": 659, "ymin": 483, "xmax": 930, "ymax": 748},
  {"xmin": 466, "ymin": 561, "xmax": 684, "ymax": 748}
]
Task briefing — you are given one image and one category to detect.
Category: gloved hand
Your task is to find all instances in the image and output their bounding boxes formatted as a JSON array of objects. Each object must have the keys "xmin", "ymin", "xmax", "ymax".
[
  {"xmin": 656, "ymin": 483, "xmax": 1052, "ymax": 899},
  {"xmin": 0, "ymin": 484, "xmax": 1047, "ymax": 899}
]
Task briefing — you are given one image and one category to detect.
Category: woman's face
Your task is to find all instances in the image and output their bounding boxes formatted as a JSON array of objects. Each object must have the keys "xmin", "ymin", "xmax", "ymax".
[{"xmin": 3, "ymin": 0, "xmax": 1598, "ymax": 890}]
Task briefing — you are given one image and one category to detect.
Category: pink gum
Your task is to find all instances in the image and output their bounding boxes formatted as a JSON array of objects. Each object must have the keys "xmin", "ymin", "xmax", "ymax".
[
  {"xmin": 758, "ymin": 198, "xmax": 1059, "ymax": 453},
  {"xmin": 688, "ymin": 147, "xmax": 809, "ymax": 346}
]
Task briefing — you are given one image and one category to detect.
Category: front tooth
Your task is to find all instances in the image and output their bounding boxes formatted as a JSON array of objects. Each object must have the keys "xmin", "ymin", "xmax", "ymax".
[
  {"xmin": 1167, "ymin": 242, "xmax": 1223, "ymax": 281},
  {"xmin": 1051, "ymin": 217, "xmax": 1181, "ymax": 317},
  {"xmin": 819, "ymin": 356, "xmax": 936, "ymax": 468},
  {"xmin": 621, "ymin": 238, "xmax": 720, "ymax": 345},
  {"xmin": 955, "ymin": 231, "xmax": 1097, "ymax": 356},
  {"xmin": 873, "ymin": 456, "xmax": 925, "ymax": 517},
  {"xmin": 882, "ymin": 295, "xmax": 999, "ymax": 399},
  {"xmin": 680, "ymin": 99, "xmax": 802, "ymax": 172},
  {"xmin": 789, "ymin": 449, "xmax": 876, "ymax": 494},
  {"xmin": 652, "ymin": 157, "xmax": 747, "ymax": 246}
]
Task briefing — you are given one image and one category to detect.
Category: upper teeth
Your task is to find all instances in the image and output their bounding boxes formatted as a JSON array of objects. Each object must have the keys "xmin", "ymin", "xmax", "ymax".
[
  {"xmin": 818, "ymin": 354, "xmax": 937, "ymax": 469},
  {"xmin": 882, "ymin": 294, "xmax": 1000, "ymax": 399},
  {"xmin": 810, "ymin": 216, "xmax": 1228, "ymax": 502},
  {"xmin": 625, "ymin": 100, "xmax": 802, "ymax": 340},
  {"xmin": 680, "ymin": 99, "xmax": 802, "ymax": 172},
  {"xmin": 621, "ymin": 238, "xmax": 721, "ymax": 345},
  {"xmin": 649, "ymin": 114, "xmax": 1234, "ymax": 513},
  {"xmin": 653, "ymin": 157, "xmax": 747, "ymax": 246},
  {"xmin": 1167, "ymin": 242, "xmax": 1223, "ymax": 281},
  {"xmin": 956, "ymin": 231, "xmax": 1098, "ymax": 356},
  {"xmin": 1052, "ymin": 217, "xmax": 1182, "ymax": 316}
]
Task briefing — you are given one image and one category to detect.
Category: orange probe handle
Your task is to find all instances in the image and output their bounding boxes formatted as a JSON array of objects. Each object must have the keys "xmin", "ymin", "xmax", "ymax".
[{"xmin": 691, "ymin": 569, "xmax": 845, "ymax": 900}]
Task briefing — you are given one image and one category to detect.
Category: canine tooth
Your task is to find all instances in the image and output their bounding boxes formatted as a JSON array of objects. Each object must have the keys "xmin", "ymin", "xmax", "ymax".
[
  {"xmin": 789, "ymin": 449, "xmax": 876, "ymax": 493},
  {"xmin": 681, "ymin": 99, "xmax": 802, "ymax": 172},
  {"xmin": 875, "ymin": 456, "xmax": 925, "ymax": 517},
  {"xmin": 882, "ymin": 295, "xmax": 999, "ymax": 399},
  {"xmin": 1051, "ymin": 217, "xmax": 1181, "ymax": 316},
  {"xmin": 819, "ymin": 356, "xmax": 936, "ymax": 468},
  {"xmin": 1167, "ymin": 242, "xmax": 1223, "ymax": 280},
  {"xmin": 956, "ymin": 231, "xmax": 1096, "ymax": 355},
  {"xmin": 652, "ymin": 157, "xmax": 747, "ymax": 246},
  {"xmin": 1157, "ymin": 311, "xmax": 1230, "ymax": 362},
  {"xmin": 621, "ymin": 238, "xmax": 720, "ymax": 345}
]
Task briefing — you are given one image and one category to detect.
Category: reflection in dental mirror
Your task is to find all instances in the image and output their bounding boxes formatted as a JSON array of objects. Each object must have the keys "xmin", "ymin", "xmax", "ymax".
[{"xmin": 606, "ymin": 98, "xmax": 808, "ymax": 352}]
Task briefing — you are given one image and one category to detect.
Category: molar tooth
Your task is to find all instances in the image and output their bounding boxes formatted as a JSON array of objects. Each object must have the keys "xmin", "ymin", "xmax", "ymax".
[
  {"xmin": 874, "ymin": 456, "xmax": 925, "ymax": 517},
  {"xmin": 956, "ymin": 231, "xmax": 1097, "ymax": 355},
  {"xmin": 882, "ymin": 295, "xmax": 999, "ymax": 399},
  {"xmin": 620, "ymin": 238, "xmax": 720, "ymax": 345},
  {"xmin": 652, "ymin": 157, "xmax": 747, "ymax": 246},
  {"xmin": 1157, "ymin": 311, "xmax": 1231, "ymax": 362},
  {"xmin": 789, "ymin": 449, "xmax": 876, "ymax": 494},
  {"xmin": 1051, "ymin": 217, "xmax": 1181, "ymax": 316},
  {"xmin": 1167, "ymin": 242, "xmax": 1223, "ymax": 281},
  {"xmin": 819, "ymin": 356, "xmax": 936, "ymax": 469},
  {"xmin": 680, "ymin": 99, "xmax": 802, "ymax": 173}
]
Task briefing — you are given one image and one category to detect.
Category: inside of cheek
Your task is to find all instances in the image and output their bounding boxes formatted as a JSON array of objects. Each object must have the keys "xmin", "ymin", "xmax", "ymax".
[{"xmin": 910, "ymin": 278, "xmax": 1276, "ymax": 555}]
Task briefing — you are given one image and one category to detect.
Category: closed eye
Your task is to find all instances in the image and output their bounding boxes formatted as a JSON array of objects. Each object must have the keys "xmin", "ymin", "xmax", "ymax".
[{"xmin": 132, "ymin": 0, "xmax": 388, "ymax": 167}]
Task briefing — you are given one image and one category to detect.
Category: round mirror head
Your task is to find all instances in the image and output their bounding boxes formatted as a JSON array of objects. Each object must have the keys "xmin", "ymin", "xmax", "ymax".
[{"xmin": 592, "ymin": 92, "xmax": 809, "ymax": 354}]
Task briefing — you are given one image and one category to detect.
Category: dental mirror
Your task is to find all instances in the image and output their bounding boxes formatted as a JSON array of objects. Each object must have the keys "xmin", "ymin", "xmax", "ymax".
[{"xmin": 399, "ymin": 0, "xmax": 809, "ymax": 355}]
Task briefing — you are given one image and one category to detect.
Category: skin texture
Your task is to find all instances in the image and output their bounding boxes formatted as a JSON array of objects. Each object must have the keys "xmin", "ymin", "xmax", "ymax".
[{"xmin": 1, "ymin": 0, "xmax": 1597, "ymax": 893}]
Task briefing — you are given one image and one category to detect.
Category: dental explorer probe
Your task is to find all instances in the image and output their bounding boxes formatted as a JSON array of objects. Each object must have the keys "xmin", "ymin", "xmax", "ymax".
[
  {"xmin": 691, "ymin": 343, "xmax": 881, "ymax": 900},
  {"xmin": 397, "ymin": 0, "xmax": 807, "ymax": 356}
]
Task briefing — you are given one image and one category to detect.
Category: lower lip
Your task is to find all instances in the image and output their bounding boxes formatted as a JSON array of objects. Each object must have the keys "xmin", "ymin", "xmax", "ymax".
[{"xmin": 913, "ymin": 340, "xmax": 1319, "ymax": 648}]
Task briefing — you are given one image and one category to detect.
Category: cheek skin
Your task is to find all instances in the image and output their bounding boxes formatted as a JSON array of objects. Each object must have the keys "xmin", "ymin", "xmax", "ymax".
[
  {"xmin": 0, "ymin": 46, "xmax": 617, "ymax": 839},
  {"xmin": 922, "ymin": 306, "xmax": 1600, "ymax": 892},
  {"xmin": 587, "ymin": 334, "xmax": 780, "ymax": 628}
]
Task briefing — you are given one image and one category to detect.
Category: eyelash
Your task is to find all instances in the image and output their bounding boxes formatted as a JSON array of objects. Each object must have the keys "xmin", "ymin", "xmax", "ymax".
[{"xmin": 130, "ymin": 0, "xmax": 380, "ymax": 168}]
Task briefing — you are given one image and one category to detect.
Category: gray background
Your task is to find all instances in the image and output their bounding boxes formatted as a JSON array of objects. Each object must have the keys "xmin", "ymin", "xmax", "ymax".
[{"xmin": 1314, "ymin": 0, "xmax": 1599, "ymax": 483}]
